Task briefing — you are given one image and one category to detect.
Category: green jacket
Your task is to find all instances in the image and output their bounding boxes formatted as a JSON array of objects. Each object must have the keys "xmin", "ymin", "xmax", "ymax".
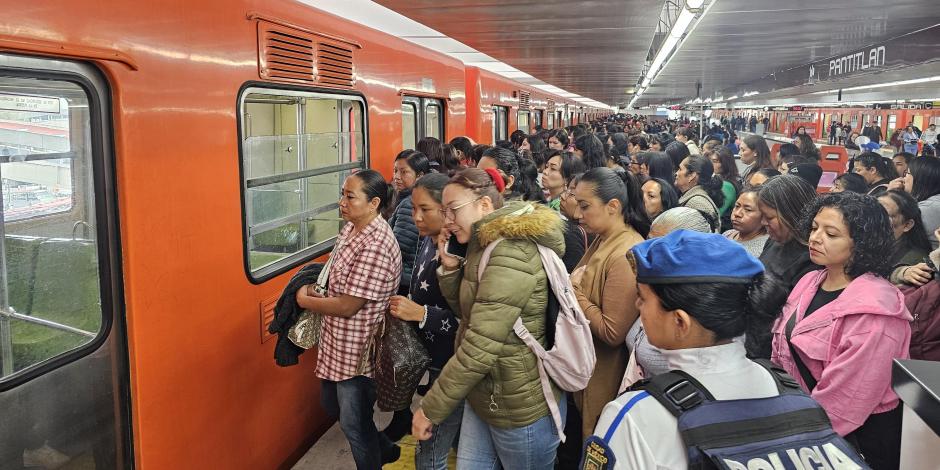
[{"xmin": 421, "ymin": 202, "xmax": 565, "ymax": 428}]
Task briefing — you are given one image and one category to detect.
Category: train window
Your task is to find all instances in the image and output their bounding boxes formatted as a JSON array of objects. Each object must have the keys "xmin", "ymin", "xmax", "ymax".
[
  {"xmin": 0, "ymin": 75, "xmax": 105, "ymax": 378},
  {"xmin": 547, "ymin": 112, "xmax": 555, "ymax": 130},
  {"xmin": 492, "ymin": 106, "xmax": 508, "ymax": 142},
  {"xmin": 517, "ymin": 110, "xmax": 530, "ymax": 134},
  {"xmin": 533, "ymin": 110, "xmax": 543, "ymax": 130},
  {"xmin": 240, "ymin": 88, "xmax": 367, "ymax": 281},
  {"xmin": 402, "ymin": 103, "xmax": 417, "ymax": 150},
  {"xmin": 425, "ymin": 103, "xmax": 442, "ymax": 139},
  {"xmin": 888, "ymin": 114, "xmax": 897, "ymax": 132}
]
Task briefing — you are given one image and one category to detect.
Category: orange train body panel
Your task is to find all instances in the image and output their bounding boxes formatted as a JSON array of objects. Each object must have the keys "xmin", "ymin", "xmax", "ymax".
[{"xmin": 0, "ymin": 1, "xmax": 608, "ymax": 469}]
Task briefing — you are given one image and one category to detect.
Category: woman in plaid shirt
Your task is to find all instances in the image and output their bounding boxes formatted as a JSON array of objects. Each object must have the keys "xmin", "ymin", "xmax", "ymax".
[{"xmin": 295, "ymin": 169, "xmax": 403, "ymax": 469}]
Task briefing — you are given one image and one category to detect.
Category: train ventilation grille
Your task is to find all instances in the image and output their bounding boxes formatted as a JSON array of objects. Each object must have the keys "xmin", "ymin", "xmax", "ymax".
[
  {"xmin": 257, "ymin": 20, "xmax": 356, "ymax": 88},
  {"xmin": 547, "ymin": 99, "xmax": 555, "ymax": 111},
  {"xmin": 519, "ymin": 91, "xmax": 531, "ymax": 110}
]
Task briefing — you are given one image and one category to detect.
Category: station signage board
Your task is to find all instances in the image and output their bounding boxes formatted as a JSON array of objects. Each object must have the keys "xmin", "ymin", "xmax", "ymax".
[{"xmin": 871, "ymin": 102, "xmax": 935, "ymax": 110}]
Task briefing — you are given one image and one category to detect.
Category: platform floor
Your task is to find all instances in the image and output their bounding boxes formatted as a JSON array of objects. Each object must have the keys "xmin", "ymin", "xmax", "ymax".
[{"xmin": 292, "ymin": 389, "xmax": 456, "ymax": 470}]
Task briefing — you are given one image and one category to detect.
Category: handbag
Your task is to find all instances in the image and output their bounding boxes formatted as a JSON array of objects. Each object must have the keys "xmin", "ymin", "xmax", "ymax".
[
  {"xmin": 288, "ymin": 254, "xmax": 334, "ymax": 349},
  {"xmin": 374, "ymin": 315, "xmax": 431, "ymax": 412}
]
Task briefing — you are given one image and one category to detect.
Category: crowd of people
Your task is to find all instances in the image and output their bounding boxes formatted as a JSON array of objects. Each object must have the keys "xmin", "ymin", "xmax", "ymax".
[{"xmin": 283, "ymin": 114, "xmax": 940, "ymax": 470}]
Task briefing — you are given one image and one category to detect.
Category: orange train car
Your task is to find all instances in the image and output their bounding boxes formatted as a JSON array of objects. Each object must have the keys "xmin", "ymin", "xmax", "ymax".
[{"xmin": 0, "ymin": 1, "xmax": 608, "ymax": 469}]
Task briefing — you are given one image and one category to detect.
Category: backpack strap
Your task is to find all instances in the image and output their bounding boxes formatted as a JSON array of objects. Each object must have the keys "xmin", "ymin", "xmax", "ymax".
[
  {"xmin": 634, "ymin": 370, "xmax": 715, "ymax": 418},
  {"xmin": 751, "ymin": 359, "xmax": 803, "ymax": 395}
]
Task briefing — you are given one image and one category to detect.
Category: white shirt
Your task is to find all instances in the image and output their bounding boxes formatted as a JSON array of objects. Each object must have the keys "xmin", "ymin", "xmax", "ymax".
[{"xmin": 590, "ymin": 341, "xmax": 780, "ymax": 469}]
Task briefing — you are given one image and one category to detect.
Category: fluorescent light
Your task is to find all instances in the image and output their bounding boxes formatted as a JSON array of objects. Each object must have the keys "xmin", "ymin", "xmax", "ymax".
[
  {"xmin": 686, "ymin": 0, "xmax": 706, "ymax": 8},
  {"xmin": 743, "ymin": 91, "xmax": 759, "ymax": 97},
  {"xmin": 726, "ymin": 95, "xmax": 738, "ymax": 100}
]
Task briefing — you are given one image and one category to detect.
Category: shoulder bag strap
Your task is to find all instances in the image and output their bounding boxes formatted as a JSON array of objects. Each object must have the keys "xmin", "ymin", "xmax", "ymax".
[
  {"xmin": 751, "ymin": 358, "xmax": 803, "ymax": 394},
  {"xmin": 785, "ymin": 313, "xmax": 819, "ymax": 392},
  {"xmin": 640, "ymin": 370, "xmax": 715, "ymax": 418}
]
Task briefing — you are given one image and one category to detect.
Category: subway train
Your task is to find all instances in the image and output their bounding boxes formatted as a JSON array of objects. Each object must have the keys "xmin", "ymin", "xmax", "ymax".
[
  {"xmin": 711, "ymin": 106, "xmax": 940, "ymax": 141},
  {"xmin": 0, "ymin": 1, "xmax": 609, "ymax": 469}
]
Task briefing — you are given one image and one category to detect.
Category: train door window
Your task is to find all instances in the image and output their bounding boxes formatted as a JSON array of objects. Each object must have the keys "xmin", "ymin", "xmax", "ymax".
[
  {"xmin": 547, "ymin": 112, "xmax": 555, "ymax": 130},
  {"xmin": 876, "ymin": 115, "xmax": 883, "ymax": 128},
  {"xmin": 533, "ymin": 110, "xmax": 543, "ymax": 130},
  {"xmin": 517, "ymin": 110, "xmax": 530, "ymax": 134},
  {"xmin": 492, "ymin": 106, "xmax": 508, "ymax": 142},
  {"xmin": 425, "ymin": 100, "xmax": 443, "ymax": 140},
  {"xmin": 240, "ymin": 88, "xmax": 367, "ymax": 281},
  {"xmin": 888, "ymin": 114, "xmax": 897, "ymax": 132},
  {"xmin": 401, "ymin": 102, "xmax": 417, "ymax": 150},
  {"xmin": 0, "ymin": 73, "xmax": 107, "ymax": 378}
]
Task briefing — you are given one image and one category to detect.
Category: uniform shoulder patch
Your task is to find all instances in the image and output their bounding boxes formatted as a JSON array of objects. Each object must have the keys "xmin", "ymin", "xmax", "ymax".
[{"xmin": 580, "ymin": 435, "xmax": 615, "ymax": 470}]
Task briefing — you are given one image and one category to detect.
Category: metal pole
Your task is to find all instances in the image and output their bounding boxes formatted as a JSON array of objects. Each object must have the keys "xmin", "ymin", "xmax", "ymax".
[{"xmin": 0, "ymin": 159, "xmax": 14, "ymax": 376}]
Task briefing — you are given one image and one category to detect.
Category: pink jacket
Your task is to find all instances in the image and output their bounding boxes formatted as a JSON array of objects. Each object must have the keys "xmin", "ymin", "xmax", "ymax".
[{"xmin": 771, "ymin": 270, "xmax": 911, "ymax": 436}]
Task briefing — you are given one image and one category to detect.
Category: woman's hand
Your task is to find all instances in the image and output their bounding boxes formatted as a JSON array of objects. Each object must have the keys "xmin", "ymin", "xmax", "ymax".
[
  {"xmin": 437, "ymin": 229, "xmax": 461, "ymax": 272},
  {"xmin": 412, "ymin": 408, "xmax": 434, "ymax": 441},
  {"xmin": 887, "ymin": 178, "xmax": 905, "ymax": 192},
  {"xmin": 570, "ymin": 266, "xmax": 586, "ymax": 287},
  {"xmin": 389, "ymin": 296, "xmax": 425, "ymax": 322},
  {"xmin": 903, "ymin": 263, "xmax": 934, "ymax": 287},
  {"xmin": 295, "ymin": 284, "xmax": 325, "ymax": 310}
]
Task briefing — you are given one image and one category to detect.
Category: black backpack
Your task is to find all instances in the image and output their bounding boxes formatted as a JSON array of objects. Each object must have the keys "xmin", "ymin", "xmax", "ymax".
[{"xmin": 633, "ymin": 360, "xmax": 870, "ymax": 470}]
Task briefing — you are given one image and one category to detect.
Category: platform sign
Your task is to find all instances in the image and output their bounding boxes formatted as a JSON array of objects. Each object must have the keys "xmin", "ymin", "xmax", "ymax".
[
  {"xmin": 871, "ymin": 102, "xmax": 934, "ymax": 110},
  {"xmin": 0, "ymin": 93, "xmax": 60, "ymax": 113}
]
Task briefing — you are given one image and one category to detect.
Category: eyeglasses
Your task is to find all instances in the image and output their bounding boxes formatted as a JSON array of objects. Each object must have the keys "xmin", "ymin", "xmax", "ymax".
[{"xmin": 440, "ymin": 196, "xmax": 483, "ymax": 220}]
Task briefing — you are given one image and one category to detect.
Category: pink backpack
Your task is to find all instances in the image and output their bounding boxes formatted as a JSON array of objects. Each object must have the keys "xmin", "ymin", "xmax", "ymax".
[{"xmin": 478, "ymin": 238, "xmax": 596, "ymax": 442}]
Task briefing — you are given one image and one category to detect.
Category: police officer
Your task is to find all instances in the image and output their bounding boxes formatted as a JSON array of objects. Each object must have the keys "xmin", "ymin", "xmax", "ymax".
[{"xmin": 582, "ymin": 231, "xmax": 789, "ymax": 469}]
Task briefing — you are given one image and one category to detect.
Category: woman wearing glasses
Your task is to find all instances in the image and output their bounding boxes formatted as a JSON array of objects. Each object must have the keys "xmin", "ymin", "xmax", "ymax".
[{"xmin": 412, "ymin": 167, "xmax": 567, "ymax": 469}]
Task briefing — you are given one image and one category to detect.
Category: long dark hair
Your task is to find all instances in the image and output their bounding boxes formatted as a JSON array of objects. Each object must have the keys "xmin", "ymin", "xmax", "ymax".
[
  {"xmin": 800, "ymin": 192, "xmax": 893, "ymax": 279},
  {"xmin": 575, "ymin": 134, "xmax": 607, "ymax": 169},
  {"xmin": 856, "ymin": 152, "xmax": 897, "ymax": 181},
  {"xmin": 709, "ymin": 146, "xmax": 740, "ymax": 191},
  {"xmin": 651, "ymin": 272, "xmax": 788, "ymax": 359},
  {"xmin": 665, "ymin": 141, "xmax": 691, "ymax": 169},
  {"xmin": 758, "ymin": 175, "xmax": 817, "ymax": 244},
  {"xmin": 580, "ymin": 167, "xmax": 651, "ymax": 237},
  {"xmin": 681, "ymin": 154, "xmax": 725, "ymax": 209},
  {"xmin": 648, "ymin": 177, "xmax": 679, "ymax": 216},
  {"xmin": 878, "ymin": 190, "xmax": 932, "ymax": 261},
  {"xmin": 548, "ymin": 129, "xmax": 570, "ymax": 148},
  {"xmin": 516, "ymin": 157, "xmax": 545, "ymax": 202},
  {"xmin": 644, "ymin": 151, "xmax": 675, "ymax": 182},
  {"xmin": 909, "ymin": 156, "xmax": 940, "ymax": 202},
  {"xmin": 416, "ymin": 137, "xmax": 444, "ymax": 168},
  {"xmin": 743, "ymin": 134, "xmax": 773, "ymax": 171},
  {"xmin": 413, "ymin": 172, "xmax": 450, "ymax": 204},
  {"xmin": 395, "ymin": 150, "xmax": 431, "ymax": 175}
]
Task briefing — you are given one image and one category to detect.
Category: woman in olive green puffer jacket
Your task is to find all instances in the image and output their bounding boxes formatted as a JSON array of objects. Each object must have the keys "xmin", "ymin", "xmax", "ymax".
[{"xmin": 411, "ymin": 167, "xmax": 566, "ymax": 468}]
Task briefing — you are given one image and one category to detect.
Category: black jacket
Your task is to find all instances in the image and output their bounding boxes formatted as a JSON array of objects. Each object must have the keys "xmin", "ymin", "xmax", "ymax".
[
  {"xmin": 409, "ymin": 236, "xmax": 458, "ymax": 369},
  {"xmin": 389, "ymin": 190, "xmax": 420, "ymax": 289},
  {"xmin": 268, "ymin": 263, "xmax": 325, "ymax": 367}
]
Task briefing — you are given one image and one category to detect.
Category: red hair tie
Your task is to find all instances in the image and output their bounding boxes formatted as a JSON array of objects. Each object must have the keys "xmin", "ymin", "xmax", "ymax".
[{"xmin": 483, "ymin": 168, "xmax": 506, "ymax": 193}]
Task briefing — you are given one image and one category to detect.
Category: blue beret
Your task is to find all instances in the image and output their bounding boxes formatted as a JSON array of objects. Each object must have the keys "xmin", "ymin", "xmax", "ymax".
[{"xmin": 630, "ymin": 230, "xmax": 764, "ymax": 284}]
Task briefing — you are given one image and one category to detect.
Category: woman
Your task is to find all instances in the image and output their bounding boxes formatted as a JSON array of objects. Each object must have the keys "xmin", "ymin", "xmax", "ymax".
[
  {"xmin": 707, "ymin": 146, "xmax": 741, "ymax": 229},
  {"xmin": 739, "ymin": 134, "xmax": 774, "ymax": 183},
  {"xmin": 792, "ymin": 125, "xmax": 806, "ymax": 137},
  {"xmin": 794, "ymin": 133, "xmax": 820, "ymax": 162},
  {"xmin": 417, "ymin": 137, "xmax": 446, "ymax": 172},
  {"xmin": 295, "ymin": 170, "xmax": 402, "ymax": 469},
  {"xmin": 542, "ymin": 152, "xmax": 589, "ymax": 271},
  {"xmin": 449, "ymin": 136, "xmax": 475, "ymax": 168},
  {"xmin": 520, "ymin": 134, "xmax": 547, "ymax": 157},
  {"xmin": 558, "ymin": 168, "xmax": 648, "ymax": 466},
  {"xmin": 477, "ymin": 147, "xmax": 522, "ymax": 199},
  {"xmin": 591, "ymin": 231, "xmax": 789, "ymax": 468},
  {"xmin": 853, "ymin": 152, "xmax": 895, "ymax": 196},
  {"xmin": 648, "ymin": 207, "xmax": 716, "ymax": 238},
  {"xmin": 902, "ymin": 125, "xmax": 920, "ymax": 155},
  {"xmin": 723, "ymin": 188, "xmax": 769, "ymax": 257},
  {"xmin": 648, "ymin": 135, "xmax": 663, "ymax": 151},
  {"xmin": 574, "ymin": 134, "xmax": 607, "ymax": 169},
  {"xmin": 890, "ymin": 156, "xmax": 940, "ymax": 249},
  {"xmin": 412, "ymin": 168, "xmax": 566, "ymax": 469},
  {"xmin": 776, "ymin": 143, "xmax": 804, "ymax": 172},
  {"xmin": 664, "ymin": 140, "xmax": 690, "ymax": 170},
  {"xmin": 674, "ymin": 154, "xmax": 724, "ymax": 231},
  {"xmin": 627, "ymin": 135, "xmax": 649, "ymax": 156},
  {"xmin": 831, "ymin": 172, "xmax": 867, "ymax": 193},
  {"xmin": 846, "ymin": 131, "xmax": 861, "ymax": 150},
  {"xmin": 878, "ymin": 190, "xmax": 932, "ymax": 286},
  {"xmin": 674, "ymin": 127, "xmax": 700, "ymax": 155},
  {"xmin": 772, "ymin": 192, "xmax": 911, "ymax": 470},
  {"xmin": 390, "ymin": 150, "xmax": 430, "ymax": 295},
  {"xmin": 548, "ymin": 129, "xmax": 570, "ymax": 151},
  {"xmin": 387, "ymin": 173, "xmax": 461, "ymax": 469},
  {"xmin": 640, "ymin": 177, "xmax": 678, "ymax": 220}
]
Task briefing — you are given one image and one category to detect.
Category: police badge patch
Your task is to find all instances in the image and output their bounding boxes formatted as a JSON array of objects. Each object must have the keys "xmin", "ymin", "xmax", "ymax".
[{"xmin": 580, "ymin": 435, "xmax": 616, "ymax": 470}]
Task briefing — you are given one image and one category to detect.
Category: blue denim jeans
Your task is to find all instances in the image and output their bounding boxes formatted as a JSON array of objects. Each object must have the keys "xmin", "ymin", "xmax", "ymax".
[
  {"xmin": 455, "ymin": 395, "xmax": 566, "ymax": 470},
  {"xmin": 320, "ymin": 376, "xmax": 394, "ymax": 470},
  {"xmin": 415, "ymin": 369, "xmax": 463, "ymax": 470}
]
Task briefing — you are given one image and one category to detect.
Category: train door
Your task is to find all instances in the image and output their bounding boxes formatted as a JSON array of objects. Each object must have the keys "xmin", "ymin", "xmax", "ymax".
[
  {"xmin": 532, "ymin": 110, "xmax": 543, "ymax": 130},
  {"xmin": 546, "ymin": 111, "xmax": 554, "ymax": 130},
  {"xmin": 517, "ymin": 110, "xmax": 530, "ymax": 134},
  {"xmin": 492, "ymin": 106, "xmax": 508, "ymax": 142},
  {"xmin": 402, "ymin": 96, "xmax": 445, "ymax": 145},
  {"xmin": 0, "ymin": 55, "xmax": 129, "ymax": 468}
]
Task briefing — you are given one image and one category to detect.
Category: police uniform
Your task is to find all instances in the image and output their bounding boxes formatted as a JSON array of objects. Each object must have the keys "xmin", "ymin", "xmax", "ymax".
[
  {"xmin": 581, "ymin": 230, "xmax": 782, "ymax": 470},
  {"xmin": 584, "ymin": 340, "xmax": 779, "ymax": 469}
]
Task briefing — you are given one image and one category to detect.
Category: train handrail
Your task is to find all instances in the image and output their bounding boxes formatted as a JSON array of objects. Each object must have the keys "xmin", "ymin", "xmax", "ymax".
[{"xmin": 0, "ymin": 306, "xmax": 96, "ymax": 339}]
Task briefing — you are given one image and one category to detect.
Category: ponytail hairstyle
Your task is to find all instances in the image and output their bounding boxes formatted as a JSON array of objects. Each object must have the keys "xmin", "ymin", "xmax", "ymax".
[
  {"xmin": 413, "ymin": 172, "xmax": 450, "ymax": 204},
  {"xmin": 515, "ymin": 157, "xmax": 545, "ymax": 202},
  {"xmin": 469, "ymin": 144, "xmax": 491, "ymax": 166},
  {"xmin": 353, "ymin": 169, "xmax": 395, "ymax": 212},
  {"xmin": 447, "ymin": 167, "xmax": 505, "ymax": 210},
  {"xmin": 650, "ymin": 273, "xmax": 788, "ymax": 359},
  {"xmin": 481, "ymin": 146, "xmax": 522, "ymax": 198},
  {"xmin": 743, "ymin": 134, "xmax": 773, "ymax": 171},
  {"xmin": 682, "ymin": 154, "xmax": 726, "ymax": 209},
  {"xmin": 525, "ymin": 135, "xmax": 547, "ymax": 156},
  {"xmin": 579, "ymin": 167, "xmax": 651, "ymax": 237}
]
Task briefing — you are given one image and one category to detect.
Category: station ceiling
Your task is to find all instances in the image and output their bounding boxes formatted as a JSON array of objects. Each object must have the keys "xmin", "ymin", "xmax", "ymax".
[{"xmin": 376, "ymin": 0, "xmax": 940, "ymax": 107}]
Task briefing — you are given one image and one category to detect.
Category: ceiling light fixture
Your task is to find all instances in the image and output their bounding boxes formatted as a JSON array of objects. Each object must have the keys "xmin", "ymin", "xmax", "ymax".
[{"xmin": 629, "ymin": 0, "xmax": 714, "ymax": 108}]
